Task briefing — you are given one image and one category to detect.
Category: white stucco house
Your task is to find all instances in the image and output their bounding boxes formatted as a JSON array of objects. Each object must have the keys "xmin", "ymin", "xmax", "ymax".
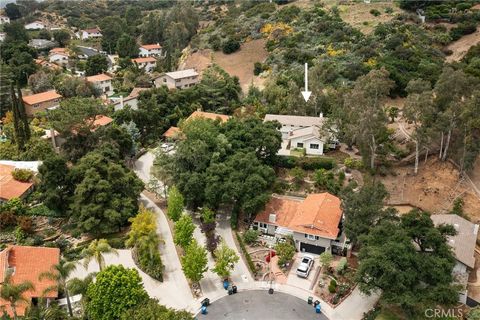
[
  {"xmin": 49, "ymin": 48, "xmax": 69, "ymax": 66},
  {"xmin": 86, "ymin": 73, "xmax": 113, "ymax": 96},
  {"xmin": 153, "ymin": 69, "xmax": 199, "ymax": 90},
  {"xmin": 111, "ymin": 95, "xmax": 138, "ymax": 111},
  {"xmin": 431, "ymin": 214, "xmax": 478, "ymax": 304},
  {"xmin": 253, "ymin": 193, "xmax": 347, "ymax": 255},
  {"xmin": 132, "ymin": 57, "xmax": 156, "ymax": 73},
  {"xmin": 78, "ymin": 28, "xmax": 102, "ymax": 40},
  {"xmin": 0, "ymin": 16, "xmax": 10, "ymax": 24},
  {"xmin": 25, "ymin": 21, "xmax": 45, "ymax": 30},
  {"xmin": 264, "ymin": 114, "xmax": 336, "ymax": 156},
  {"xmin": 138, "ymin": 44, "xmax": 163, "ymax": 57}
]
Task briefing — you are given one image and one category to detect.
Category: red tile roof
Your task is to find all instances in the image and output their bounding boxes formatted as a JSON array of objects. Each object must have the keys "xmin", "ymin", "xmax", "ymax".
[
  {"xmin": 0, "ymin": 246, "xmax": 60, "ymax": 317},
  {"xmin": 255, "ymin": 193, "xmax": 342, "ymax": 239},
  {"xmin": 162, "ymin": 126, "xmax": 180, "ymax": 138},
  {"xmin": 0, "ymin": 164, "xmax": 34, "ymax": 201},
  {"xmin": 132, "ymin": 57, "xmax": 156, "ymax": 64},
  {"xmin": 49, "ymin": 47, "xmax": 67, "ymax": 54},
  {"xmin": 140, "ymin": 44, "xmax": 162, "ymax": 50},
  {"xmin": 86, "ymin": 73, "xmax": 112, "ymax": 82},
  {"xmin": 22, "ymin": 90, "xmax": 62, "ymax": 106},
  {"xmin": 91, "ymin": 115, "xmax": 113, "ymax": 130},
  {"xmin": 83, "ymin": 28, "xmax": 101, "ymax": 34},
  {"xmin": 186, "ymin": 111, "xmax": 230, "ymax": 123}
]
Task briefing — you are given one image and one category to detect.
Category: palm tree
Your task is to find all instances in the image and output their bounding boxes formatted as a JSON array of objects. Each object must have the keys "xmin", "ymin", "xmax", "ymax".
[
  {"xmin": 67, "ymin": 273, "xmax": 96, "ymax": 316},
  {"xmin": 24, "ymin": 300, "xmax": 69, "ymax": 320},
  {"xmin": 81, "ymin": 239, "xmax": 118, "ymax": 271},
  {"xmin": 39, "ymin": 259, "xmax": 77, "ymax": 317},
  {"xmin": 0, "ymin": 270, "xmax": 35, "ymax": 320}
]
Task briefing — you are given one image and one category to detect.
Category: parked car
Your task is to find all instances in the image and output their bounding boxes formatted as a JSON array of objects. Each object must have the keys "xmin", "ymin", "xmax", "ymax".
[
  {"xmin": 161, "ymin": 143, "xmax": 174, "ymax": 152},
  {"xmin": 296, "ymin": 254, "xmax": 314, "ymax": 278}
]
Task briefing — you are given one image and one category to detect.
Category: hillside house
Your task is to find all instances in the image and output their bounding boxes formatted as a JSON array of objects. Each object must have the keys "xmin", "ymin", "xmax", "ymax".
[
  {"xmin": 0, "ymin": 16, "xmax": 10, "ymax": 24},
  {"xmin": 28, "ymin": 39, "xmax": 56, "ymax": 50},
  {"xmin": 431, "ymin": 214, "xmax": 478, "ymax": 304},
  {"xmin": 86, "ymin": 73, "xmax": 113, "ymax": 96},
  {"xmin": 25, "ymin": 21, "xmax": 45, "ymax": 30},
  {"xmin": 253, "ymin": 193, "xmax": 346, "ymax": 255},
  {"xmin": 78, "ymin": 28, "xmax": 102, "ymax": 40},
  {"xmin": 132, "ymin": 57, "xmax": 156, "ymax": 73},
  {"xmin": 162, "ymin": 110, "xmax": 230, "ymax": 141},
  {"xmin": 35, "ymin": 59, "xmax": 62, "ymax": 71},
  {"xmin": 49, "ymin": 48, "xmax": 69, "ymax": 65},
  {"xmin": 264, "ymin": 114, "xmax": 336, "ymax": 156},
  {"xmin": 0, "ymin": 246, "xmax": 60, "ymax": 317},
  {"xmin": 139, "ymin": 44, "xmax": 163, "ymax": 57},
  {"xmin": 22, "ymin": 90, "xmax": 62, "ymax": 116},
  {"xmin": 153, "ymin": 69, "xmax": 199, "ymax": 90},
  {"xmin": 0, "ymin": 162, "xmax": 38, "ymax": 202}
]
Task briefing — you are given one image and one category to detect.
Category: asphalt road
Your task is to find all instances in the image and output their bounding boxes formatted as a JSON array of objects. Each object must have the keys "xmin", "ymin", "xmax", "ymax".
[{"xmin": 196, "ymin": 290, "xmax": 329, "ymax": 320}]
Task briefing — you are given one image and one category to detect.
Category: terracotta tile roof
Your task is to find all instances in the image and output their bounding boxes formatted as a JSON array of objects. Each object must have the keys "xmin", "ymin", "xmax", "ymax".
[
  {"xmin": 0, "ymin": 246, "xmax": 60, "ymax": 317},
  {"xmin": 86, "ymin": 73, "xmax": 112, "ymax": 83},
  {"xmin": 129, "ymin": 87, "xmax": 149, "ymax": 98},
  {"xmin": 186, "ymin": 111, "xmax": 230, "ymax": 123},
  {"xmin": 0, "ymin": 164, "xmax": 34, "ymax": 201},
  {"xmin": 132, "ymin": 57, "xmax": 156, "ymax": 64},
  {"xmin": 22, "ymin": 90, "xmax": 62, "ymax": 106},
  {"xmin": 83, "ymin": 28, "xmax": 101, "ymax": 34},
  {"xmin": 49, "ymin": 47, "xmax": 67, "ymax": 54},
  {"xmin": 140, "ymin": 44, "xmax": 162, "ymax": 50},
  {"xmin": 34, "ymin": 59, "xmax": 62, "ymax": 70},
  {"xmin": 255, "ymin": 193, "xmax": 342, "ymax": 239},
  {"xmin": 162, "ymin": 126, "xmax": 180, "ymax": 138},
  {"xmin": 91, "ymin": 115, "xmax": 113, "ymax": 129}
]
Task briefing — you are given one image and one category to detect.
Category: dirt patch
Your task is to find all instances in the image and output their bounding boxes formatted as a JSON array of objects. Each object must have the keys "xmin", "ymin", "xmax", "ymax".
[
  {"xmin": 445, "ymin": 27, "xmax": 480, "ymax": 62},
  {"xmin": 182, "ymin": 39, "xmax": 268, "ymax": 93},
  {"xmin": 379, "ymin": 158, "xmax": 480, "ymax": 221}
]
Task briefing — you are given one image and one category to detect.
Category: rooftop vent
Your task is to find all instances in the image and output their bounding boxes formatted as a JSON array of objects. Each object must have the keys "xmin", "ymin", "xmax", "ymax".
[{"xmin": 269, "ymin": 213, "xmax": 276, "ymax": 223}]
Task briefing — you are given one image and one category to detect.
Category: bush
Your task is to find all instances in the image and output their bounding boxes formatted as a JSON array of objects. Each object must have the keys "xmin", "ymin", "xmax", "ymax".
[
  {"xmin": 222, "ymin": 38, "xmax": 240, "ymax": 54},
  {"xmin": 254, "ymin": 62, "xmax": 264, "ymax": 76},
  {"xmin": 328, "ymin": 279, "xmax": 337, "ymax": 293},
  {"xmin": 17, "ymin": 216, "xmax": 33, "ymax": 234},
  {"xmin": 11, "ymin": 169, "xmax": 34, "ymax": 182},
  {"xmin": 275, "ymin": 241, "xmax": 295, "ymax": 266},
  {"xmin": 385, "ymin": 7, "xmax": 393, "ymax": 14},
  {"xmin": 0, "ymin": 211, "xmax": 17, "ymax": 228},
  {"xmin": 336, "ymin": 257, "xmax": 348, "ymax": 274},
  {"xmin": 450, "ymin": 22, "xmax": 477, "ymax": 41},
  {"xmin": 274, "ymin": 156, "xmax": 335, "ymax": 170},
  {"xmin": 344, "ymin": 157, "xmax": 363, "ymax": 170},
  {"xmin": 243, "ymin": 229, "xmax": 259, "ymax": 245},
  {"xmin": 235, "ymin": 232, "xmax": 256, "ymax": 274},
  {"xmin": 370, "ymin": 9, "xmax": 381, "ymax": 17}
]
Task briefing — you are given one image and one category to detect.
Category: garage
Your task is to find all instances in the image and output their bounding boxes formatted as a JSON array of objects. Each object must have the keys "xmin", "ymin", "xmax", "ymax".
[{"xmin": 300, "ymin": 242, "xmax": 325, "ymax": 255}]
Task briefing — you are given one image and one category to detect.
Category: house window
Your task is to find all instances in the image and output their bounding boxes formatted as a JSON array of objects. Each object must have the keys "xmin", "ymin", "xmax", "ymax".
[
  {"xmin": 163, "ymin": 78, "xmax": 167, "ymax": 82},
  {"xmin": 305, "ymin": 234, "xmax": 316, "ymax": 240},
  {"xmin": 310, "ymin": 143, "xmax": 319, "ymax": 149},
  {"xmin": 259, "ymin": 223, "xmax": 267, "ymax": 229},
  {"xmin": 296, "ymin": 142, "xmax": 304, "ymax": 148}
]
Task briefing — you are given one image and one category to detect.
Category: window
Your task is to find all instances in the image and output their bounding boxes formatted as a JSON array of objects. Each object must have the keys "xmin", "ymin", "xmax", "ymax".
[
  {"xmin": 310, "ymin": 143, "xmax": 319, "ymax": 150},
  {"xmin": 163, "ymin": 78, "xmax": 167, "ymax": 82},
  {"xmin": 296, "ymin": 142, "xmax": 304, "ymax": 148},
  {"xmin": 259, "ymin": 223, "xmax": 267, "ymax": 229},
  {"xmin": 305, "ymin": 234, "xmax": 316, "ymax": 240}
]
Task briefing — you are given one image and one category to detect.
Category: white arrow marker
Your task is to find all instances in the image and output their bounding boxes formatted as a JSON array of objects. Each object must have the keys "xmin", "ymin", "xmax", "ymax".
[{"xmin": 301, "ymin": 62, "xmax": 312, "ymax": 102}]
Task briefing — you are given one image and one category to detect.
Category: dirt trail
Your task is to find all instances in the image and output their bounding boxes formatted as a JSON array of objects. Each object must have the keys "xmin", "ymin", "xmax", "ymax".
[{"xmin": 446, "ymin": 27, "xmax": 480, "ymax": 62}]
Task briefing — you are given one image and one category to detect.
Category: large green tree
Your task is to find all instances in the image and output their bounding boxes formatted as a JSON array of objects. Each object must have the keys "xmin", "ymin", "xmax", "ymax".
[
  {"xmin": 212, "ymin": 241, "xmax": 239, "ymax": 279},
  {"xmin": 174, "ymin": 214, "xmax": 195, "ymax": 249},
  {"xmin": 86, "ymin": 265, "xmax": 148, "ymax": 320},
  {"xmin": 85, "ymin": 55, "xmax": 108, "ymax": 76},
  {"xmin": 116, "ymin": 33, "xmax": 138, "ymax": 58},
  {"xmin": 167, "ymin": 186, "xmax": 184, "ymax": 222},
  {"xmin": 181, "ymin": 239, "xmax": 208, "ymax": 283},
  {"xmin": 120, "ymin": 298, "xmax": 194, "ymax": 320}
]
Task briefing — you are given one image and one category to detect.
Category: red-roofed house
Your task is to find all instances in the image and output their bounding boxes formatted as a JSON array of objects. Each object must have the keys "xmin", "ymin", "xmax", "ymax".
[
  {"xmin": 86, "ymin": 74, "xmax": 113, "ymax": 96},
  {"xmin": 78, "ymin": 28, "xmax": 102, "ymax": 40},
  {"xmin": 254, "ymin": 193, "xmax": 344, "ymax": 255},
  {"xmin": 131, "ymin": 57, "xmax": 156, "ymax": 73},
  {"xmin": 0, "ymin": 164, "xmax": 34, "ymax": 202},
  {"xmin": 22, "ymin": 90, "xmax": 62, "ymax": 116},
  {"xmin": 0, "ymin": 246, "xmax": 60, "ymax": 317},
  {"xmin": 139, "ymin": 43, "xmax": 163, "ymax": 57}
]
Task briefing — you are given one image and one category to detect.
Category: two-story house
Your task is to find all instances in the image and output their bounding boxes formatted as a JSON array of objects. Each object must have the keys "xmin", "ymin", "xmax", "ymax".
[
  {"xmin": 86, "ymin": 73, "xmax": 113, "ymax": 96},
  {"xmin": 153, "ymin": 69, "xmax": 199, "ymax": 90},
  {"xmin": 78, "ymin": 28, "xmax": 102, "ymax": 40},
  {"xmin": 138, "ymin": 44, "xmax": 163, "ymax": 57},
  {"xmin": 49, "ymin": 47, "xmax": 69, "ymax": 66},
  {"xmin": 22, "ymin": 90, "xmax": 62, "ymax": 116},
  {"xmin": 131, "ymin": 57, "xmax": 156, "ymax": 73},
  {"xmin": 253, "ymin": 192, "xmax": 344, "ymax": 255}
]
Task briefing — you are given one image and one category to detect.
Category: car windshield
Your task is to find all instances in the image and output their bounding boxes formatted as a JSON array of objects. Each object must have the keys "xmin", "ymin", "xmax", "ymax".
[{"xmin": 302, "ymin": 258, "xmax": 310, "ymax": 263}]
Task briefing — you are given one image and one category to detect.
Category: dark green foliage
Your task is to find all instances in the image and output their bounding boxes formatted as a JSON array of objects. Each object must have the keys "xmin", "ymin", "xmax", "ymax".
[
  {"xmin": 86, "ymin": 265, "xmax": 148, "ymax": 320},
  {"xmin": 53, "ymin": 29, "xmax": 71, "ymax": 47},
  {"xmin": 314, "ymin": 169, "xmax": 343, "ymax": 195},
  {"xmin": 275, "ymin": 240, "xmax": 295, "ymax": 266},
  {"xmin": 11, "ymin": 169, "xmax": 34, "ymax": 182},
  {"xmin": 85, "ymin": 55, "xmax": 109, "ymax": 76},
  {"xmin": 120, "ymin": 298, "xmax": 194, "ymax": 320},
  {"xmin": 450, "ymin": 21, "xmax": 477, "ymax": 41},
  {"xmin": 4, "ymin": 3, "xmax": 21, "ymax": 20},
  {"xmin": 243, "ymin": 229, "xmax": 259, "ymax": 245},
  {"xmin": 369, "ymin": 9, "xmax": 381, "ymax": 17},
  {"xmin": 117, "ymin": 33, "xmax": 139, "ymax": 58},
  {"xmin": 274, "ymin": 156, "xmax": 335, "ymax": 170},
  {"xmin": 328, "ymin": 279, "xmax": 337, "ymax": 293},
  {"xmin": 222, "ymin": 38, "xmax": 240, "ymax": 54},
  {"xmin": 235, "ymin": 231, "xmax": 256, "ymax": 274}
]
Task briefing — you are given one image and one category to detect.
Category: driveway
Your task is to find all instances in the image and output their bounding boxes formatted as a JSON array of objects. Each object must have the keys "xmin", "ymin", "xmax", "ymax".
[
  {"xmin": 286, "ymin": 253, "xmax": 320, "ymax": 291},
  {"xmin": 134, "ymin": 150, "xmax": 155, "ymax": 184}
]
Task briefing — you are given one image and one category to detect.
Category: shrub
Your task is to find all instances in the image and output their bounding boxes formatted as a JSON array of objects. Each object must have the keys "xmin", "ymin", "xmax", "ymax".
[
  {"xmin": 298, "ymin": 157, "xmax": 335, "ymax": 170},
  {"xmin": 254, "ymin": 62, "xmax": 264, "ymax": 76},
  {"xmin": 243, "ymin": 229, "xmax": 259, "ymax": 245},
  {"xmin": 385, "ymin": 7, "xmax": 393, "ymax": 14},
  {"xmin": 17, "ymin": 216, "xmax": 33, "ymax": 234},
  {"xmin": 328, "ymin": 279, "xmax": 337, "ymax": 293},
  {"xmin": 0, "ymin": 211, "xmax": 17, "ymax": 228},
  {"xmin": 450, "ymin": 22, "xmax": 477, "ymax": 41},
  {"xmin": 235, "ymin": 232, "xmax": 256, "ymax": 274},
  {"xmin": 369, "ymin": 9, "xmax": 381, "ymax": 17},
  {"xmin": 275, "ymin": 241, "xmax": 295, "ymax": 266},
  {"xmin": 222, "ymin": 38, "xmax": 240, "ymax": 54},
  {"xmin": 11, "ymin": 169, "xmax": 34, "ymax": 182},
  {"xmin": 336, "ymin": 257, "xmax": 348, "ymax": 274},
  {"xmin": 344, "ymin": 157, "xmax": 363, "ymax": 170}
]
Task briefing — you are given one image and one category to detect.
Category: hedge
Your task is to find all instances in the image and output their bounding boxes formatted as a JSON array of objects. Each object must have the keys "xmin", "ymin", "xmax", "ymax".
[
  {"xmin": 235, "ymin": 231, "xmax": 256, "ymax": 275},
  {"xmin": 274, "ymin": 155, "xmax": 335, "ymax": 170}
]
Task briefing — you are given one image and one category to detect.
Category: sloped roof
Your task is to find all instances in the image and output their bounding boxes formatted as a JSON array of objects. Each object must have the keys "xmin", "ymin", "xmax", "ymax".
[
  {"xmin": 186, "ymin": 111, "xmax": 230, "ymax": 123},
  {"xmin": 91, "ymin": 115, "xmax": 113, "ymax": 128},
  {"xmin": 0, "ymin": 246, "xmax": 60, "ymax": 317},
  {"xmin": 49, "ymin": 47, "xmax": 67, "ymax": 54},
  {"xmin": 22, "ymin": 90, "xmax": 62, "ymax": 106},
  {"xmin": 83, "ymin": 28, "xmax": 101, "ymax": 34},
  {"xmin": 140, "ymin": 44, "xmax": 162, "ymax": 50},
  {"xmin": 162, "ymin": 126, "xmax": 181, "ymax": 138},
  {"xmin": 132, "ymin": 57, "xmax": 156, "ymax": 64},
  {"xmin": 431, "ymin": 214, "xmax": 478, "ymax": 269},
  {"xmin": 264, "ymin": 114, "xmax": 325, "ymax": 127},
  {"xmin": 164, "ymin": 69, "xmax": 198, "ymax": 80},
  {"xmin": 129, "ymin": 87, "xmax": 149, "ymax": 98},
  {"xmin": 255, "ymin": 193, "xmax": 342, "ymax": 239},
  {"xmin": 288, "ymin": 126, "xmax": 323, "ymax": 141},
  {"xmin": 86, "ymin": 73, "xmax": 112, "ymax": 82},
  {"xmin": 0, "ymin": 164, "xmax": 34, "ymax": 201}
]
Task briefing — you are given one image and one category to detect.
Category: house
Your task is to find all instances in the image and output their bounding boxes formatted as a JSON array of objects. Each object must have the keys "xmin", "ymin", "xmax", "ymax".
[
  {"xmin": 162, "ymin": 126, "xmax": 181, "ymax": 140},
  {"xmin": 253, "ymin": 193, "xmax": 345, "ymax": 255},
  {"xmin": 431, "ymin": 214, "xmax": 478, "ymax": 304},
  {"xmin": 49, "ymin": 48, "xmax": 69, "ymax": 65},
  {"xmin": 35, "ymin": 59, "xmax": 62, "ymax": 71},
  {"xmin": 25, "ymin": 21, "xmax": 45, "ymax": 30},
  {"xmin": 90, "ymin": 115, "xmax": 113, "ymax": 131},
  {"xmin": 0, "ymin": 163, "xmax": 38, "ymax": 202},
  {"xmin": 28, "ymin": 39, "xmax": 56, "ymax": 50},
  {"xmin": 153, "ymin": 69, "xmax": 199, "ymax": 90},
  {"xmin": 111, "ymin": 95, "xmax": 138, "ymax": 111},
  {"xmin": 0, "ymin": 245, "xmax": 60, "ymax": 317},
  {"xmin": 139, "ymin": 44, "xmax": 163, "ymax": 57},
  {"xmin": 22, "ymin": 90, "xmax": 62, "ymax": 116},
  {"xmin": 264, "ymin": 114, "xmax": 335, "ymax": 156},
  {"xmin": 86, "ymin": 73, "xmax": 113, "ymax": 96},
  {"xmin": 78, "ymin": 28, "xmax": 102, "ymax": 40},
  {"xmin": 132, "ymin": 57, "xmax": 156, "ymax": 73},
  {"xmin": 0, "ymin": 32, "xmax": 5, "ymax": 42},
  {"xmin": 162, "ymin": 110, "xmax": 230, "ymax": 141},
  {"xmin": 0, "ymin": 16, "xmax": 10, "ymax": 24}
]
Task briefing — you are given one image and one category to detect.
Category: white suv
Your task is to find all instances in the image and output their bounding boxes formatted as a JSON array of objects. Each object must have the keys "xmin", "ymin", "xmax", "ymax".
[{"xmin": 296, "ymin": 254, "xmax": 314, "ymax": 278}]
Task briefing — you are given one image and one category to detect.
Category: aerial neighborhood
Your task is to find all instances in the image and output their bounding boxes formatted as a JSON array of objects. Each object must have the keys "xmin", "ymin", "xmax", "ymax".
[{"xmin": 0, "ymin": 1, "xmax": 480, "ymax": 320}]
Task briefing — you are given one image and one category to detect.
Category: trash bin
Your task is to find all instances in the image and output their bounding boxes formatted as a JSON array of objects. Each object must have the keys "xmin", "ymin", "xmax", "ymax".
[
  {"xmin": 201, "ymin": 306, "xmax": 208, "ymax": 315},
  {"xmin": 315, "ymin": 304, "xmax": 321, "ymax": 314},
  {"xmin": 307, "ymin": 296, "xmax": 313, "ymax": 305},
  {"xmin": 232, "ymin": 285, "xmax": 237, "ymax": 294},
  {"xmin": 201, "ymin": 298, "xmax": 210, "ymax": 307},
  {"xmin": 223, "ymin": 280, "xmax": 229, "ymax": 290},
  {"xmin": 313, "ymin": 300, "xmax": 320, "ymax": 307},
  {"xmin": 268, "ymin": 288, "xmax": 274, "ymax": 294}
]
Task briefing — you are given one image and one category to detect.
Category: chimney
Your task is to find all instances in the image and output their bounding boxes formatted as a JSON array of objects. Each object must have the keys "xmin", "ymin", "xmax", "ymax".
[{"xmin": 269, "ymin": 213, "xmax": 276, "ymax": 223}]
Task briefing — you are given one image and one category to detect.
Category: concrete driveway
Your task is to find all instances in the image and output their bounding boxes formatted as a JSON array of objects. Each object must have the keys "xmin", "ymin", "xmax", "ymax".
[{"xmin": 286, "ymin": 253, "xmax": 320, "ymax": 291}]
